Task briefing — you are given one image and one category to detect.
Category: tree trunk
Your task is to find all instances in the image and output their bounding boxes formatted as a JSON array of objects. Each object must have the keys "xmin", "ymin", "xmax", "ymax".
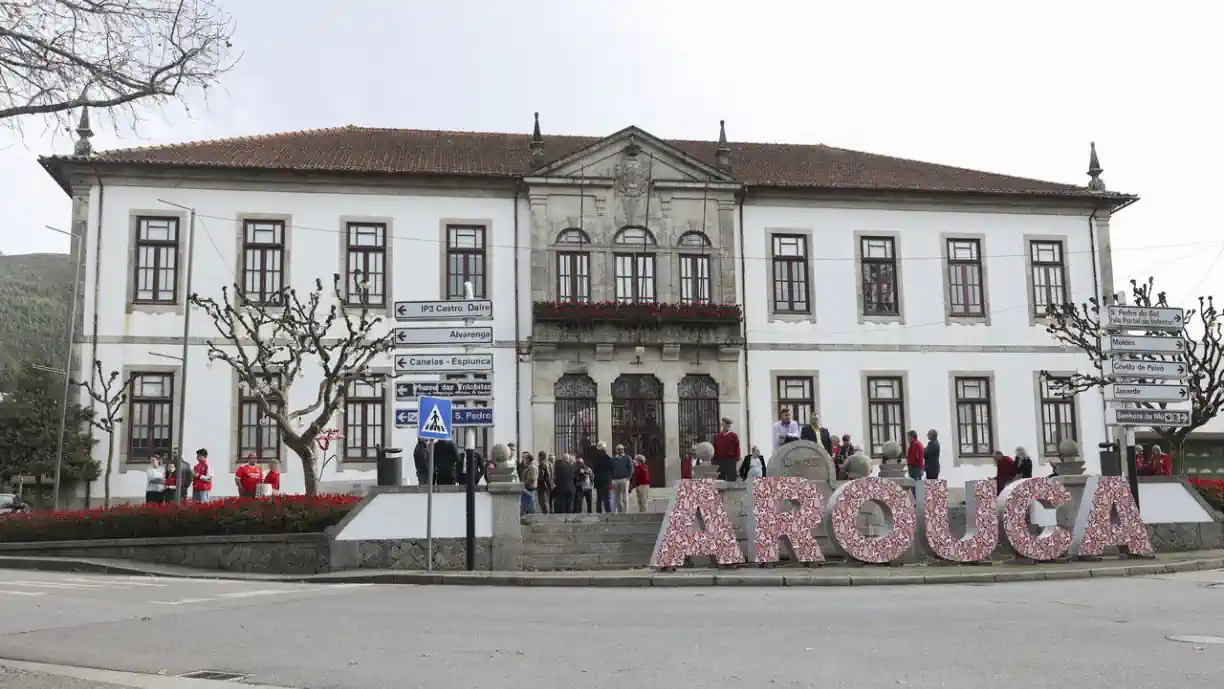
[
  {"xmin": 85, "ymin": 480, "xmax": 92, "ymax": 508},
  {"xmin": 287, "ymin": 438, "xmax": 318, "ymax": 496},
  {"xmin": 1170, "ymin": 434, "xmax": 1187, "ymax": 476},
  {"xmin": 103, "ymin": 433, "xmax": 115, "ymax": 508}
]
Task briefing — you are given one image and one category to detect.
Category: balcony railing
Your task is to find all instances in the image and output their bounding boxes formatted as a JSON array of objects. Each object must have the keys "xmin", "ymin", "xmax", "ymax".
[{"xmin": 532, "ymin": 301, "xmax": 743, "ymax": 329}]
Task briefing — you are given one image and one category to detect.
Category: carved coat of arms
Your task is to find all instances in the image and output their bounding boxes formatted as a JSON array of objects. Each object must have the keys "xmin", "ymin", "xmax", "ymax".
[{"xmin": 615, "ymin": 143, "xmax": 650, "ymax": 198}]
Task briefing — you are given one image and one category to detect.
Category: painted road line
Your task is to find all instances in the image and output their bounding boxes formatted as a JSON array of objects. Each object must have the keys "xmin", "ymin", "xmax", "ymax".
[
  {"xmin": 150, "ymin": 597, "xmax": 216, "ymax": 606},
  {"xmin": 0, "ymin": 581, "xmax": 104, "ymax": 590},
  {"xmin": 0, "ymin": 590, "xmax": 46, "ymax": 597},
  {"xmin": 57, "ymin": 577, "xmax": 169, "ymax": 588}
]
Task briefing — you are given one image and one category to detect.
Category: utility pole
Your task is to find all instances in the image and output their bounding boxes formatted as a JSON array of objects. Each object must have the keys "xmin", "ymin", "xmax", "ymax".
[
  {"xmin": 46, "ymin": 225, "xmax": 84, "ymax": 509},
  {"xmin": 158, "ymin": 201, "xmax": 198, "ymax": 469}
]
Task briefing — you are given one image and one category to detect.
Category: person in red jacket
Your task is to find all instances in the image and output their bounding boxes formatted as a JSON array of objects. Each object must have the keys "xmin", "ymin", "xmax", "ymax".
[
  {"xmin": 1149, "ymin": 445, "xmax": 1173, "ymax": 477},
  {"xmin": 263, "ymin": 460, "xmax": 282, "ymax": 495},
  {"xmin": 713, "ymin": 417, "xmax": 741, "ymax": 482},
  {"xmin": 192, "ymin": 448, "xmax": 213, "ymax": 502},
  {"xmin": 905, "ymin": 429, "xmax": 925, "ymax": 480},
  {"xmin": 235, "ymin": 453, "xmax": 264, "ymax": 497},
  {"xmin": 994, "ymin": 450, "xmax": 1017, "ymax": 495},
  {"xmin": 630, "ymin": 455, "xmax": 651, "ymax": 512}
]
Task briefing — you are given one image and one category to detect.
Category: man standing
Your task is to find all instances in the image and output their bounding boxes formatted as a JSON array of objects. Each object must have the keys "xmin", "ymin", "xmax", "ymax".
[
  {"xmin": 713, "ymin": 417, "xmax": 741, "ymax": 481},
  {"xmin": 591, "ymin": 441, "xmax": 615, "ymax": 514},
  {"xmin": 433, "ymin": 440, "xmax": 459, "ymax": 485},
  {"xmin": 610, "ymin": 444, "xmax": 633, "ymax": 513},
  {"xmin": 235, "ymin": 453, "xmax": 263, "ymax": 498},
  {"xmin": 413, "ymin": 438, "xmax": 430, "ymax": 486},
  {"xmin": 924, "ymin": 429, "xmax": 941, "ymax": 480},
  {"xmin": 192, "ymin": 448, "xmax": 212, "ymax": 502},
  {"xmin": 905, "ymin": 430, "xmax": 925, "ymax": 481},
  {"xmin": 773, "ymin": 408, "xmax": 800, "ymax": 452},
  {"xmin": 801, "ymin": 415, "xmax": 834, "ymax": 455}
]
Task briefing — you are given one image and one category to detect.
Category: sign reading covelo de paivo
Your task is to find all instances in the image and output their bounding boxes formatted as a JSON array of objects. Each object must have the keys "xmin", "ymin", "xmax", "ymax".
[{"xmin": 650, "ymin": 476, "xmax": 1153, "ymax": 568}]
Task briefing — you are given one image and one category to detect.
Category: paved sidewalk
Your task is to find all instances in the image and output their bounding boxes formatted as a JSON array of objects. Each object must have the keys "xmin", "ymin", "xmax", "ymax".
[{"xmin": 0, "ymin": 550, "xmax": 1221, "ymax": 587}]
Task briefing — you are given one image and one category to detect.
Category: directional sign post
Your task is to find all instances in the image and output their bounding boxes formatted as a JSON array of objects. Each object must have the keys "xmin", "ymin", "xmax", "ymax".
[
  {"xmin": 1103, "ymin": 305, "xmax": 1185, "ymax": 331},
  {"xmin": 1103, "ymin": 359, "xmax": 1188, "ymax": 380},
  {"xmin": 1104, "ymin": 383, "xmax": 1190, "ymax": 403},
  {"xmin": 1106, "ymin": 408, "xmax": 1192, "ymax": 427},
  {"xmin": 1103, "ymin": 334, "xmax": 1186, "ymax": 355},
  {"xmin": 394, "ymin": 326, "xmax": 493, "ymax": 347},
  {"xmin": 395, "ymin": 380, "xmax": 493, "ymax": 401},
  {"xmin": 394, "ymin": 299, "xmax": 493, "ymax": 322},
  {"xmin": 394, "ymin": 406, "xmax": 495, "ymax": 428},
  {"xmin": 395, "ymin": 353, "xmax": 494, "ymax": 373}
]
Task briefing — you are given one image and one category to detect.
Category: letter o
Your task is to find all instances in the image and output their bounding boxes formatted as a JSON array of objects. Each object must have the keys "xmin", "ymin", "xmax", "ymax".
[{"xmin": 825, "ymin": 477, "xmax": 917, "ymax": 564}]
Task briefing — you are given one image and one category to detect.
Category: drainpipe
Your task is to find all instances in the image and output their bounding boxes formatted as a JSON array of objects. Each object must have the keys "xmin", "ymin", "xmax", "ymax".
[
  {"xmin": 513, "ymin": 185, "xmax": 522, "ymax": 453},
  {"xmin": 89, "ymin": 170, "xmax": 105, "ymax": 420},
  {"xmin": 737, "ymin": 189, "xmax": 751, "ymax": 450}
]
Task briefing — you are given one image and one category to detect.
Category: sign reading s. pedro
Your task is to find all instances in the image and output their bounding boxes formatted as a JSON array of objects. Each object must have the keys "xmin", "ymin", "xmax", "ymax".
[{"xmin": 651, "ymin": 476, "xmax": 1152, "ymax": 568}]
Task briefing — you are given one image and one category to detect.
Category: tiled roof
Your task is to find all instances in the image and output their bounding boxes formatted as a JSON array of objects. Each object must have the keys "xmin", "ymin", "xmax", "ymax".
[{"xmin": 40, "ymin": 125, "xmax": 1131, "ymax": 200}]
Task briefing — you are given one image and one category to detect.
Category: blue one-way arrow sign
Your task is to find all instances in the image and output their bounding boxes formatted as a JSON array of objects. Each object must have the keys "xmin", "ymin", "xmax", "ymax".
[{"xmin": 394, "ymin": 406, "xmax": 494, "ymax": 429}]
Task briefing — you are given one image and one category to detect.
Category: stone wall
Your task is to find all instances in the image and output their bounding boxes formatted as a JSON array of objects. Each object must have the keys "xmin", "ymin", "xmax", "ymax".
[
  {"xmin": 331, "ymin": 538, "xmax": 492, "ymax": 571},
  {"xmin": 0, "ymin": 534, "xmax": 332, "ymax": 575}
]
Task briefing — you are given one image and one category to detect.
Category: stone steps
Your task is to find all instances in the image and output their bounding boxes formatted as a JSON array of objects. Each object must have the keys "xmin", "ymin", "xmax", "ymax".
[
  {"xmin": 520, "ymin": 513, "xmax": 663, "ymax": 571},
  {"xmin": 521, "ymin": 541, "xmax": 656, "ymax": 556},
  {"xmin": 522, "ymin": 551, "xmax": 655, "ymax": 571}
]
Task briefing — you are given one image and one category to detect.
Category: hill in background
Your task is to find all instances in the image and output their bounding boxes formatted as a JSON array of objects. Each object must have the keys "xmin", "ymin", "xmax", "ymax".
[{"xmin": 0, "ymin": 253, "xmax": 73, "ymax": 389}]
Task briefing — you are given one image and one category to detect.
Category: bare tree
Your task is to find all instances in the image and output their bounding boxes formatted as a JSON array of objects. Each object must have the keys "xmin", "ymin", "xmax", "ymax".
[
  {"xmin": 0, "ymin": 0, "xmax": 236, "ymax": 132},
  {"xmin": 75, "ymin": 360, "xmax": 133, "ymax": 507},
  {"xmin": 1043, "ymin": 277, "xmax": 1224, "ymax": 472},
  {"xmin": 190, "ymin": 274, "xmax": 394, "ymax": 495}
]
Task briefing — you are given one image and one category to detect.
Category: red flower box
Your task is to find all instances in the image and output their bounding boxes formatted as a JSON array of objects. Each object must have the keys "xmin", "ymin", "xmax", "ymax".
[
  {"xmin": 533, "ymin": 301, "xmax": 743, "ymax": 328},
  {"xmin": 0, "ymin": 495, "xmax": 361, "ymax": 543},
  {"xmin": 1190, "ymin": 477, "xmax": 1224, "ymax": 512}
]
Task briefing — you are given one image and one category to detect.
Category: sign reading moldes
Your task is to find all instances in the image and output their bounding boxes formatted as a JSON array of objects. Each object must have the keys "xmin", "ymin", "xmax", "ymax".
[{"xmin": 395, "ymin": 353, "xmax": 493, "ymax": 373}]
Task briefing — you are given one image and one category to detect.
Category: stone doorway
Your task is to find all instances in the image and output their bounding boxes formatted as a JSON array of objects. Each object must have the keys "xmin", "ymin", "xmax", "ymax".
[{"xmin": 611, "ymin": 374, "xmax": 666, "ymax": 487}]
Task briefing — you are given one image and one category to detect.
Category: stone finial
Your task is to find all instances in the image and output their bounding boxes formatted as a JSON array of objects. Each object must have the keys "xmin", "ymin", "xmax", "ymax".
[
  {"xmin": 1057, "ymin": 439, "xmax": 1081, "ymax": 459},
  {"xmin": 530, "ymin": 112, "xmax": 544, "ymax": 168},
  {"xmin": 844, "ymin": 452, "xmax": 873, "ymax": 480},
  {"xmin": 73, "ymin": 107, "xmax": 93, "ymax": 157},
  {"xmin": 1086, "ymin": 141, "xmax": 1106, "ymax": 192},
  {"xmin": 693, "ymin": 441, "xmax": 715, "ymax": 463},
  {"xmin": 880, "ymin": 440, "xmax": 902, "ymax": 462},
  {"xmin": 715, "ymin": 119, "xmax": 731, "ymax": 172}
]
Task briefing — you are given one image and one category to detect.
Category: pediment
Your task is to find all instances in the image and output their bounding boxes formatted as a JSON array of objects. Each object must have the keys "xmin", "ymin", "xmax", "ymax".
[{"xmin": 533, "ymin": 126, "xmax": 734, "ymax": 183}]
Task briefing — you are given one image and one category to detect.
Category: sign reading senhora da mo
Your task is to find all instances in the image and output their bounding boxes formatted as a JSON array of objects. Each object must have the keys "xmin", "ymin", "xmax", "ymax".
[{"xmin": 651, "ymin": 476, "xmax": 1153, "ymax": 569}]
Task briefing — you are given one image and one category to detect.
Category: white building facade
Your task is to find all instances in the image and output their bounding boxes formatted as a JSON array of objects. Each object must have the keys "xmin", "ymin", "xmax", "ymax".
[{"xmin": 40, "ymin": 119, "xmax": 1136, "ymax": 502}]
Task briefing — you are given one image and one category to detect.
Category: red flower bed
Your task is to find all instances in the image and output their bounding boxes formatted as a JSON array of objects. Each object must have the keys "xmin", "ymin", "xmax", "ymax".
[
  {"xmin": 0, "ymin": 494, "xmax": 361, "ymax": 543},
  {"xmin": 1190, "ymin": 477, "xmax": 1224, "ymax": 512},
  {"xmin": 533, "ymin": 301, "xmax": 743, "ymax": 328}
]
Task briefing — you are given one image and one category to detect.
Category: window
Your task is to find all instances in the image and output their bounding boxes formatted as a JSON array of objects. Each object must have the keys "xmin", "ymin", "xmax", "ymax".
[
  {"xmin": 238, "ymin": 374, "xmax": 281, "ymax": 463},
  {"xmin": 446, "ymin": 225, "xmax": 486, "ymax": 298},
  {"xmin": 447, "ymin": 373, "xmax": 490, "ymax": 461},
  {"xmin": 771, "ymin": 234, "xmax": 810, "ymax": 314},
  {"xmin": 557, "ymin": 252, "xmax": 590, "ymax": 303},
  {"xmin": 242, "ymin": 219, "xmax": 286, "ymax": 305},
  {"xmin": 345, "ymin": 222, "xmax": 387, "ymax": 306},
  {"xmin": 1039, "ymin": 376, "xmax": 1077, "ymax": 456},
  {"xmin": 556, "ymin": 229, "xmax": 590, "ymax": 244},
  {"xmin": 678, "ymin": 231, "xmax": 711, "ymax": 249},
  {"xmin": 860, "ymin": 236, "xmax": 898, "ymax": 316},
  {"xmin": 1030, "ymin": 240, "xmax": 1067, "ymax": 317},
  {"xmin": 344, "ymin": 379, "xmax": 385, "ymax": 461},
  {"xmin": 128, "ymin": 373, "xmax": 174, "ymax": 461},
  {"xmin": 776, "ymin": 376, "xmax": 817, "ymax": 426},
  {"xmin": 954, "ymin": 377, "xmax": 993, "ymax": 457},
  {"xmin": 133, "ymin": 216, "xmax": 179, "ymax": 303},
  {"xmin": 866, "ymin": 376, "xmax": 906, "ymax": 457},
  {"xmin": 946, "ymin": 238, "xmax": 985, "ymax": 317},
  {"xmin": 615, "ymin": 254, "xmax": 656, "ymax": 303},
  {"xmin": 613, "ymin": 227, "xmax": 657, "ymax": 247},
  {"xmin": 679, "ymin": 254, "xmax": 711, "ymax": 305}
]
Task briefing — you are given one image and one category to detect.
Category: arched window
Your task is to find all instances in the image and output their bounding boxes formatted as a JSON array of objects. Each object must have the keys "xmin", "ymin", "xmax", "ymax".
[
  {"xmin": 554, "ymin": 375, "xmax": 598, "ymax": 458},
  {"xmin": 613, "ymin": 226, "xmax": 657, "ymax": 246},
  {"xmin": 613, "ymin": 226, "xmax": 657, "ymax": 303},
  {"xmin": 612, "ymin": 374, "xmax": 665, "ymax": 487},
  {"xmin": 677, "ymin": 231, "xmax": 712, "ymax": 249},
  {"xmin": 678, "ymin": 374, "xmax": 720, "ymax": 453},
  {"xmin": 555, "ymin": 228, "xmax": 591, "ymax": 245}
]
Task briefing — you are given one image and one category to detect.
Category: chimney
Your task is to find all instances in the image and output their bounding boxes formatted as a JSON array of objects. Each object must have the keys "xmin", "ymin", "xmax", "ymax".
[
  {"xmin": 715, "ymin": 120, "xmax": 731, "ymax": 173},
  {"xmin": 530, "ymin": 112, "xmax": 544, "ymax": 168},
  {"xmin": 73, "ymin": 107, "xmax": 93, "ymax": 157},
  {"xmin": 1086, "ymin": 141, "xmax": 1106, "ymax": 192}
]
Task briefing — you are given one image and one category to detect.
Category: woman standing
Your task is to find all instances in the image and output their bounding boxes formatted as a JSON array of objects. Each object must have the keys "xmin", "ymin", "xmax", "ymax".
[
  {"xmin": 162, "ymin": 459, "xmax": 178, "ymax": 503},
  {"xmin": 262, "ymin": 461, "xmax": 282, "ymax": 496},
  {"xmin": 145, "ymin": 455, "xmax": 165, "ymax": 503},
  {"xmin": 1014, "ymin": 447, "xmax": 1034, "ymax": 480},
  {"xmin": 740, "ymin": 446, "xmax": 767, "ymax": 558}
]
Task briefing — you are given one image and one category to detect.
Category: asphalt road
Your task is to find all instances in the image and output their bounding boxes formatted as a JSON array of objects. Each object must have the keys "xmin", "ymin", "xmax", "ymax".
[{"xmin": 0, "ymin": 568, "xmax": 1222, "ymax": 689}]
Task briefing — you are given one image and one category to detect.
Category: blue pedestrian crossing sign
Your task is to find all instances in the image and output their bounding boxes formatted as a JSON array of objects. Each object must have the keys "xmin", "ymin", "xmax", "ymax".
[{"xmin": 417, "ymin": 395, "xmax": 452, "ymax": 440}]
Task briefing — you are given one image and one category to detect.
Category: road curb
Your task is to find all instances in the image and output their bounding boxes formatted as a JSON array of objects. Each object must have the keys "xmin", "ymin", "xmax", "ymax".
[{"xmin": 1, "ymin": 554, "xmax": 1220, "ymax": 587}]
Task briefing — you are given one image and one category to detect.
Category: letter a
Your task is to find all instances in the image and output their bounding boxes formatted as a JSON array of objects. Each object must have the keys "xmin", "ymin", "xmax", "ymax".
[
  {"xmin": 651, "ymin": 479, "xmax": 745, "ymax": 569},
  {"xmin": 1071, "ymin": 476, "xmax": 1154, "ymax": 558}
]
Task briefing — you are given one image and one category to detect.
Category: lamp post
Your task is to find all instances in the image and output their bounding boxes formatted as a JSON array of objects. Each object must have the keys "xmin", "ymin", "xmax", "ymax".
[
  {"xmin": 46, "ymin": 224, "xmax": 83, "ymax": 510},
  {"xmin": 156, "ymin": 201, "xmax": 197, "ymax": 471}
]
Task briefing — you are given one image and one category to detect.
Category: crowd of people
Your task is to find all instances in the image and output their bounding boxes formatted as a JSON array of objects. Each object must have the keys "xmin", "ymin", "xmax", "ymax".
[{"xmin": 143, "ymin": 449, "xmax": 281, "ymax": 503}]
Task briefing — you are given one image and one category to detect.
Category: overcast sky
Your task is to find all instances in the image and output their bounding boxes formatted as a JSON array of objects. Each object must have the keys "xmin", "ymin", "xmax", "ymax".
[{"xmin": 3, "ymin": 0, "xmax": 1221, "ymax": 306}]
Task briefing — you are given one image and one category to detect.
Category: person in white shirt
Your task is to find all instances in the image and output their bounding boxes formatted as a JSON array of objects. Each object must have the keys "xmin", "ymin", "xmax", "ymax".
[
  {"xmin": 772, "ymin": 408, "xmax": 800, "ymax": 452},
  {"xmin": 145, "ymin": 454, "xmax": 166, "ymax": 503}
]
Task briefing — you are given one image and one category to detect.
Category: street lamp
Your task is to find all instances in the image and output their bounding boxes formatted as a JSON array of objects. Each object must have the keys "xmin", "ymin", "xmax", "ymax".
[{"xmin": 155, "ymin": 200, "xmax": 198, "ymax": 470}]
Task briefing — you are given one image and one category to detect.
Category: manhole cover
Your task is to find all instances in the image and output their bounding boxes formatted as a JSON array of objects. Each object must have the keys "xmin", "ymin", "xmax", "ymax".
[
  {"xmin": 178, "ymin": 670, "xmax": 249, "ymax": 681},
  {"xmin": 1166, "ymin": 635, "xmax": 1224, "ymax": 645}
]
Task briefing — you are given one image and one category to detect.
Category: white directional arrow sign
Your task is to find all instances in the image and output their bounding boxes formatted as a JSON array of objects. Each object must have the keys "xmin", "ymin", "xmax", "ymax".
[
  {"xmin": 1106, "ymin": 408, "xmax": 1192, "ymax": 427},
  {"xmin": 1103, "ymin": 334, "xmax": 1186, "ymax": 355},
  {"xmin": 1103, "ymin": 359, "xmax": 1189, "ymax": 380},
  {"xmin": 394, "ymin": 352, "xmax": 494, "ymax": 373},
  {"xmin": 394, "ymin": 299, "xmax": 493, "ymax": 322},
  {"xmin": 1103, "ymin": 305, "xmax": 1184, "ymax": 331},
  {"xmin": 1105, "ymin": 383, "xmax": 1189, "ymax": 402},
  {"xmin": 394, "ymin": 326, "xmax": 493, "ymax": 347}
]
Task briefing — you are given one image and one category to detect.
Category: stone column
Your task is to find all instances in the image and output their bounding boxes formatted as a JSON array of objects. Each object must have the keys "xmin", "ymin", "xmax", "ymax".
[
  {"xmin": 662, "ymin": 371, "xmax": 682, "ymax": 485},
  {"xmin": 486, "ymin": 443, "xmax": 523, "ymax": 571}
]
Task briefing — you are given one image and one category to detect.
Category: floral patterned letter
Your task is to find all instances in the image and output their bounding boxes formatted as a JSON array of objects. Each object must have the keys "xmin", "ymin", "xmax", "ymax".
[{"xmin": 651, "ymin": 479, "xmax": 746, "ymax": 569}]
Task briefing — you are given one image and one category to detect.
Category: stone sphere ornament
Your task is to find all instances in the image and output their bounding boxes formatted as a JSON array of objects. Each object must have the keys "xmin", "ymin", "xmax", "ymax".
[
  {"xmin": 490, "ymin": 443, "xmax": 512, "ymax": 466},
  {"xmin": 693, "ymin": 441, "xmax": 715, "ymax": 463},
  {"xmin": 844, "ymin": 452, "xmax": 873, "ymax": 480},
  {"xmin": 881, "ymin": 440, "xmax": 902, "ymax": 462},
  {"xmin": 1057, "ymin": 439, "xmax": 1081, "ymax": 459}
]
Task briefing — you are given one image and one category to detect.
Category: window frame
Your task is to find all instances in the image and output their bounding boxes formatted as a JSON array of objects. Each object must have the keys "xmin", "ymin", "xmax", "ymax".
[
  {"xmin": 678, "ymin": 253, "xmax": 712, "ymax": 305},
  {"xmin": 769, "ymin": 232, "xmax": 813, "ymax": 317},
  {"xmin": 1027, "ymin": 238, "xmax": 1068, "ymax": 320},
  {"xmin": 858, "ymin": 235, "xmax": 900, "ymax": 318},
  {"xmin": 241, "ymin": 218, "xmax": 287, "ymax": 306},
  {"xmin": 944, "ymin": 236, "xmax": 987, "ymax": 321},
  {"xmin": 132, "ymin": 216, "xmax": 181, "ymax": 305},
  {"xmin": 772, "ymin": 373, "xmax": 818, "ymax": 427},
  {"xmin": 237, "ymin": 373, "xmax": 283, "ymax": 465},
  {"xmin": 446, "ymin": 373, "xmax": 491, "ymax": 461},
  {"xmin": 343, "ymin": 378, "xmax": 387, "ymax": 463},
  {"xmin": 1037, "ymin": 373, "xmax": 1078, "ymax": 458},
  {"xmin": 444, "ymin": 224, "xmax": 488, "ymax": 299},
  {"xmin": 556, "ymin": 250, "xmax": 591, "ymax": 303},
  {"xmin": 614, "ymin": 253, "xmax": 657, "ymax": 304},
  {"xmin": 344, "ymin": 221, "xmax": 388, "ymax": 307},
  {"xmin": 127, "ymin": 371, "xmax": 175, "ymax": 463},
  {"xmin": 864, "ymin": 374, "xmax": 907, "ymax": 458},
  {"xmin": 952, "ymin": 375, "xmax": 995, "ymax": 459}
]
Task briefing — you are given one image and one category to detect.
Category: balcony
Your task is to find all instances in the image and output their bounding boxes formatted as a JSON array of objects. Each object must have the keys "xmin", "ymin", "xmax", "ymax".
[{"xmin": 531, "ymin": 301, "xmax": 744, "ymax": 352}]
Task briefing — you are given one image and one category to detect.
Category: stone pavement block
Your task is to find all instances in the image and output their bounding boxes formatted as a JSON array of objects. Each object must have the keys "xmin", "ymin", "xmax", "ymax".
[
  {"xmin": 653, "ymin": 574, "xmax": 714, "ymax": 587},
  {"xmin": 714, "ymin": 574, "xmax": 781, "ymax": 587},
  {"xmin": 921, "ymin": 572, "xmax": 991, "ymax": 584},
  {"xmin": 1089, "ymin": 567, "xmax": 1129, "ymax": 578},
  {"xmin": 852, "ymin": 575, "xmax": 926, "ymax": 586},
  {"xmin": 591, "ymin": 575, "xmax": 653, "ymax": 587},
  {"xmin": 1043, "ymin": 569, "xmax": 1091, "ymax": 581},
  {"xmin": 785, "ymin": 575, "xmax": 851, "ymax": 586},
  {"xmin": 991, "ymin": 569, "xmax": 1046, "ymax": 583}
]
